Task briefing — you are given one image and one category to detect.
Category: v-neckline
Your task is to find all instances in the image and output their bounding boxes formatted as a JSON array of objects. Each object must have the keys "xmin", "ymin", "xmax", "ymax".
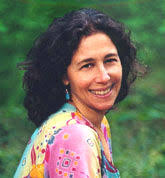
[
  {"xmin": 62, "ymin": 103, "xmax": 113, "ymax": 164},
  {"xmin": 73, "ymin": 109, "xmax": 113, "ymax": 164}
]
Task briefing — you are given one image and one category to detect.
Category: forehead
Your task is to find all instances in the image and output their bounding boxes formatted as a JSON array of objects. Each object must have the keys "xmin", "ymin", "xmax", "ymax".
[{"xmin": 72, "ymin": 32, "xmax": 118, "ymax": 62}]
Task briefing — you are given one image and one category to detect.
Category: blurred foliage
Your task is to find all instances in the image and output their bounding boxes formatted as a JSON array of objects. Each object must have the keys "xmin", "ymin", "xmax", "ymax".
[{"xmin": 0, "ymin": 0, "xmax": 164, "ymax": 177}]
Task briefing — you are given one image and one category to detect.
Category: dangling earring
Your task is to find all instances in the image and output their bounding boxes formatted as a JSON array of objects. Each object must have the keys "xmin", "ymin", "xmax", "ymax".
[{"xmin": 65, "ymin": 89, "xmax": 70, "ymax": 100}]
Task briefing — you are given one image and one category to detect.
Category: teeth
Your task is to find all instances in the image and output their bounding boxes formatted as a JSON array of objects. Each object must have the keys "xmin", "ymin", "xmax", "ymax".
[{"xmin": 90, "ymin": 88, "xmax": 111, "ymax": 95}]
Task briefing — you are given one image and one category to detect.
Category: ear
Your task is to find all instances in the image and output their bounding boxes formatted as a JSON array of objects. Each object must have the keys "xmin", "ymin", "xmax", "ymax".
[{"xmin": 62, "ymin": 74, "xmax": 69, "ymax": 86}]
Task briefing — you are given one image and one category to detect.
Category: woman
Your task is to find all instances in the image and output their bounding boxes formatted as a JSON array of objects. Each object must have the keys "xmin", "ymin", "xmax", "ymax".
[{"xmin": 14, "ymin": 8, "xmax": 139, "ymax": 178}]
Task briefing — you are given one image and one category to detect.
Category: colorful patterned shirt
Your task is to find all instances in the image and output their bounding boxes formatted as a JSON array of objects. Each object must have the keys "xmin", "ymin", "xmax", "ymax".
[{"xmin": 14, "ymin": 103, "xmax": 120, "ymax": 178}]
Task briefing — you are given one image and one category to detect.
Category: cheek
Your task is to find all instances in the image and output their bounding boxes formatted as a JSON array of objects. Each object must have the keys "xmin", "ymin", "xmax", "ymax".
[
  {"xmin": 74, "ymin": 78, "xmax": 95, "ymax": 95},
  {"xmin": 111, "ymin": 65, "xmax": 122, "ymax": 80},
  {"xmin": 112, "ymin": 66, "xmax": 122, "ymax": 91},
  {"xmin": 116, "ymin": 64, "xmax": 122, "ymax": 79},
  {"xmin": 70, "ymin": 78, "xmax": 89, "ymax": 93},
  {"xmin": 119, "ymin": 70, "xmax": 122, "ymax": 81}
]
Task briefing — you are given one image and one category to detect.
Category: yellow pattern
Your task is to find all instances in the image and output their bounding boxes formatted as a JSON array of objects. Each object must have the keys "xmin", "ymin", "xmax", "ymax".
[
  {"xmin": 29, "ymin": 164, "xmax": 44, "ymax": 178},
  {"xmin": 15, "ymin": 109, "xmax": 111, "ymax": 177}
]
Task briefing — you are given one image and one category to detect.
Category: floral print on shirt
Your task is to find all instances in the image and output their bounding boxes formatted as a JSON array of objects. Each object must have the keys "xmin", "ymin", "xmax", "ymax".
[{"xmin": 14, "ymin": 103, "xmax": 120, "ymax": 178}]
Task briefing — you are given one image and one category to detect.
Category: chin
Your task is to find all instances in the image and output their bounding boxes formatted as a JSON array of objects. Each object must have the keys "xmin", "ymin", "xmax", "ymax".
[{"xmin": 95, "ymin": 104, "xmax": 114, "ymax": 113}]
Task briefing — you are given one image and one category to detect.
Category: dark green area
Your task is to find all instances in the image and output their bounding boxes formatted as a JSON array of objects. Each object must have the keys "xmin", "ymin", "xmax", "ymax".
[{"xmin": 0, "ymin": 0, "xmax": 164, "ymax": 177}]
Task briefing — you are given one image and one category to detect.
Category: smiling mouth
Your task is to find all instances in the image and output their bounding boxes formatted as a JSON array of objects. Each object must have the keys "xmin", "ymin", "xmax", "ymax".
[{"xmin": 89, "ymin": 84, "xmax": 114, "ymax": 96}]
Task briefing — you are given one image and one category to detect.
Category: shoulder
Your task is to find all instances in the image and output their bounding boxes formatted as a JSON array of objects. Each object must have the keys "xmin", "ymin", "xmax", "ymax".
[
  {"xmin": 32, "ymin": 110, "xmax": 76, "ymax": 153},
  {"xmin": 40, "ymin": 103, "xmax": 77, "ymax": 133},
  {"xmin": 47, "ymin": 123, "xmax": 100, "ymax": 149},
  {"xmin": 15, "ymin": 111, "xmax": 102, "ymax": 177},
  {"xmin": 45, "ymin": 124, "xmax": 102, "ymax": 177},
  {"xmin": 32, "ymin": 110, "xmax": 101, "ymax": 158}
]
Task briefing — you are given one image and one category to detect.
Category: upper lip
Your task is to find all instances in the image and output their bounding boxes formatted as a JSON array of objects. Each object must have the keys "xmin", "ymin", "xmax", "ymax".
[{"xmin": 89, "ymin": 83, "xmax": 115, "ymax": 91}]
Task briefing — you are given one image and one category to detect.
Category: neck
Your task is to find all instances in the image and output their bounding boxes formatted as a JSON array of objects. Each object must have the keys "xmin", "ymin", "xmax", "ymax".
[{"xmin": 69, "ymin": 98, "xmax": 105, "ymax": 129}]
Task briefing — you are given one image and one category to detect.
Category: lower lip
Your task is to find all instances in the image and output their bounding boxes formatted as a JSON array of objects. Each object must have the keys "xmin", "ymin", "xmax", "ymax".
[{"xmin": 90, "ymin": 88, "xmax": 113, "ymax": 98}]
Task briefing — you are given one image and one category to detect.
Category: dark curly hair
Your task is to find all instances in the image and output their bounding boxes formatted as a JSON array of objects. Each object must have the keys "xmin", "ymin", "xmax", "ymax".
[{"xmin": 19, "ymin": 8, "xmax": 141, "ymax": 127}]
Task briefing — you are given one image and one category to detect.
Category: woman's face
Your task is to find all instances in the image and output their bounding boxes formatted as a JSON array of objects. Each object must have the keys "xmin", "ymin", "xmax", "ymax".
[{"xmin": 63, "ymin": 32, "xmax": 122, "ymax": 114}]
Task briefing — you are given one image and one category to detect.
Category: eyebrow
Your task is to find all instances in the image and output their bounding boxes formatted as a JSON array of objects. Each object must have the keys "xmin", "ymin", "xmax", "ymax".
[
  {"xmin": 76, "ymin": 58, "xmax": 94, "ymax": 65},
  {"xmin": 104, "ymin": 53, "xmax": 118, "ymax": 58},
  {"xmin": 76, "ymin": 53, "xmax": 118, "ymax": 65}
]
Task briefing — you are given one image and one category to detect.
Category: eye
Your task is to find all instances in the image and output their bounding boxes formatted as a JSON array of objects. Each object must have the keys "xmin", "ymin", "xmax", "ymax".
[
  {"xmin": 104, "ymin": 58, "xmax": 117, "ymax": 64},
  {"xmin": 81, "ymin": 63, "xmax": 94, "ymax": 69}
]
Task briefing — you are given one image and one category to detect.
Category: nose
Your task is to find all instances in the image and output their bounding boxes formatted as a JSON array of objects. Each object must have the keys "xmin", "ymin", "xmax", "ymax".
[{"xmin": 95, "ymin": 66, "xmax": 110, "ymax": 83}]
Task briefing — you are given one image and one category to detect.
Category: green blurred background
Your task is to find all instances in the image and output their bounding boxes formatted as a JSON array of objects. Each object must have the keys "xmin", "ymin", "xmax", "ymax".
[{"xmin": 0, "ymin": 0, "xmax": 165, "ymax": 177}]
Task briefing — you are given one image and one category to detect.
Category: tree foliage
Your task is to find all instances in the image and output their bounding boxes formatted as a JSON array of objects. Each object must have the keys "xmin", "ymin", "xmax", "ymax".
[{"xmin": 0, "ymin": 0, "xmax": 164, "ymax": 177}]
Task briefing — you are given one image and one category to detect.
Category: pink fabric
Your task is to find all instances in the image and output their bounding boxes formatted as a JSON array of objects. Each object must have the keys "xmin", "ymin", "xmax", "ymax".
[{"xmin": 14, "ymin": 103, "xmax": 120, "ymax": 178}]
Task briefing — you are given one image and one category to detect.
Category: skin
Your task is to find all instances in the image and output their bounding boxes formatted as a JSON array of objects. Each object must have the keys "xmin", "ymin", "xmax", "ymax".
[{"xmin": 63, "ymin": 32, "xmax": 122, "ymax": 129}]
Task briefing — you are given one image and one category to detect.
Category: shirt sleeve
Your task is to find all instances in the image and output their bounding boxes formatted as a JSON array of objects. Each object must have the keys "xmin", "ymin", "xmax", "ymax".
[{"xmin": 44, "ymin": 124, "xmax": 102, "ymax": 178}]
